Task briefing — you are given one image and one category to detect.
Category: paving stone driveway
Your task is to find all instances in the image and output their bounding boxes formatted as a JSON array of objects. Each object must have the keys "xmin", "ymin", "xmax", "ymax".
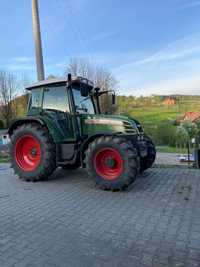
[
  {"xmin": 155, "ymin": 152, "xmax": 189, "ymax": 167},
  {"xmin": 0, "ymin": 164, "xmax": 200, "ymax": 267}
]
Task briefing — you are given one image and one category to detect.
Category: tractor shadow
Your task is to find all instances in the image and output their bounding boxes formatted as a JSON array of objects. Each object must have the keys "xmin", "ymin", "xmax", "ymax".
[
  {"xmin": 48, "ymin": 167, "xmax": 88, "ymax": 182},
  {"xmin": 46, "ymin": 167, "xmax": 155, "ymax": 193}
]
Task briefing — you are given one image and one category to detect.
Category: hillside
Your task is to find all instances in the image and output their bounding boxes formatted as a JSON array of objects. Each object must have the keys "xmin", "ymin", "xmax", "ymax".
[
  {"xmin": 117, "ymin": 95, "xmax": 200, "ymax": 124},
  {"xmin": 116, "ymin": 95, "xmax": 200, "ymax": 144}
]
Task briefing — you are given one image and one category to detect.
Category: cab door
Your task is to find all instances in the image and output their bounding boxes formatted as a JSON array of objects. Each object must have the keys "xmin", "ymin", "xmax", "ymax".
[{"xmin": 42, "ymin": 84, "xmax": 75, "ymax": 141}]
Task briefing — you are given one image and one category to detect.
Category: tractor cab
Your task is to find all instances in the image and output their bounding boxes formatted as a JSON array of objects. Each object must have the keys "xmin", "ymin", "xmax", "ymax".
[
  {"xmin": 27, "ymin": 76, "xmax": 95, "ymax": 115},
  {"xmin": 26, "ymin": 75, "xmax": 115, "ymax": 117}
]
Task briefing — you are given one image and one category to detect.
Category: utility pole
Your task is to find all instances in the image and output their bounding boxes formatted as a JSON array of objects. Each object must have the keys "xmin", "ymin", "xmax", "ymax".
[{"xmin": 32, "ymin": 0, "xmax": 45, "ymax": 81}]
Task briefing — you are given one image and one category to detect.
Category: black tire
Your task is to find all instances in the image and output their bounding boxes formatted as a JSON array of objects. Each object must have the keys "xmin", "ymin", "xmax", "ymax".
[
  {"xmin": 85, "ymin": 136, "xmax": 139, "ymax": 191},
  {"xmin": 10, "ymin": 123, "xmax": 56, "ymax": 182},
  {"xmin": 140, "ymin": 136, "xmax": 156, "ymax": 173}
]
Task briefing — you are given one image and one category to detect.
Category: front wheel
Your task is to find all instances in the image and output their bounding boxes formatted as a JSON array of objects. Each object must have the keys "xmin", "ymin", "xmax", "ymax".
[
  {"xmin": 85, "ymin": 136, "xmax": 139, "ymax": 191},
  {"xmin": 140, "ymin": 136, "xmax": 156, "ymax": 172},
  {"xmin": 10, "ymin": 123, "xmax": 56, "ymax": 181}
]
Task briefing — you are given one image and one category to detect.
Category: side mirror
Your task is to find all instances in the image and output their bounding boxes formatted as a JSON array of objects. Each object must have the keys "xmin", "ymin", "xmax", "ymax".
[
  {"xmin": 94, "ymin": 87, "xmax": 101, "ymax": 94},
  {"xmin": 80, "ymin": 84, "xmax": 89, "ymax": 97},
  {"xmin": 112, "ymin": 93, "xmax": 116, "ymax": 105}
]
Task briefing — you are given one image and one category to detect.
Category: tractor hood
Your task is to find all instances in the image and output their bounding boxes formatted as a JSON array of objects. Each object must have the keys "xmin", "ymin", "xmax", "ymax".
[{"xmin": 81, "ymin": 114, "xmax": 143, "ymax": 136}]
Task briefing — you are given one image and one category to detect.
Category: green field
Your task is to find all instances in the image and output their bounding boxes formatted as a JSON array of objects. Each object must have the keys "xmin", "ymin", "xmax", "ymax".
[
  {"xmin": 156, "ymin": 146, "xmax": 188, "ymax": 154},
  {"xmin": 0, "ymin": 154, "xmax": 10, "ymax": 163},
  {"xmin": 129, "ymin": 106, "xmax": 180, "ymax": 124}
]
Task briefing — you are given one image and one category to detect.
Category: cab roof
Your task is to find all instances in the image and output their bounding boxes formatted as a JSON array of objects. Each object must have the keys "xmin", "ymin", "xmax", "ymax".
[{"xmin": 26, "ymin": 76, "xmax": 94, "ymax": 90}]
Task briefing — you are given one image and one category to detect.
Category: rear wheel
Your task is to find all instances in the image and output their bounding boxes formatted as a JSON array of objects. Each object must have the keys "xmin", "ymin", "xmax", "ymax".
[
  {"xmin": 85, "ymin": 136, "xmax": 139, "ymax": 191},
  {"xmin": 10, "ymin": 123, "xmax": 56, "ymax": 181},
  {"xmin": 140, "ymin": 136, "xmax": 156, "ymax": 172}
]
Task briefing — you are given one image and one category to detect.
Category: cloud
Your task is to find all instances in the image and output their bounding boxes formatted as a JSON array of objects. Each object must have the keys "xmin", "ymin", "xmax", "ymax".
[
  {"xmin": 137, "ymin": 75, "xmax": 200, "ymax": 96},
  {"xmin": 12, "ymin": 57, "xmax": 34, "ymax": 63},
  {"xmin": 8, "ymin": 63, "xmax": 35, "ymax": 71},
  {"xmin": 0, "ymin": 57, "xmax": 35, "ymax": 72},
  {"xmin": 129, "ymin": 45, "xmax": 200, "ymax": 66},
  {"xmin": 114, "ymin": 34, "xmax": 200, "ymax": 72},
  {"xmin": 54, "ymin": 62, "xmax": 66, "ymax": 69},
  {"xmin": 57, "ymin": 0, "xmax": 88, "ymax": 14},
  {"xmin": 111, "ymin": 33, "xmax": 200, "ymax": 96},
  {"xmin": 181, "ymin": 1, "xmax": 200, "ymax": 9},
  {"xmin": 91, "ymin": 31, "xmax": 118, "ymax": 42},
  {"xmin": 3, "ymin": 31, "xmax": 200, "ymax": 97},
  {"xmin": 117, "ymin": 74, "xmax": 200, "ymax": 96},
  {"xmin": 3, "ymin": 57, "xmax": 64, "ymax": 73},
  {"xmin": 41, "ymin": 0, "xmax": 89, "ymax": 44}
]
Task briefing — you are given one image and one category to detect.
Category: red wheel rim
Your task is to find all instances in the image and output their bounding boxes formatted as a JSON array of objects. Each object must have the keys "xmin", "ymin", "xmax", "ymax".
[
  {"xmin": 14, "ymin": 135, "xmax": 41, "ymax": 171},
  {"xmin": 94, "ymin": 147, "xmax": 124, "ymax": 180}
]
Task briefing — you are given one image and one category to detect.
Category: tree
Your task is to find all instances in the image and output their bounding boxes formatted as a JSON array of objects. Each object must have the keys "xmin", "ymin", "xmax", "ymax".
[
  {"xmin": 66, "ymin": 58, "xmax": 118, "ymax": 113},
  {"xmin": 14, "ymin": 74, "xmax": 33, "ymax": 117},
  {"xmin": 175, "ymin": 126, "xmax": 189, "ymax": 148},
  {"xmin": 175, "ymin": 121, "xmax": 198, "ymax": 153},
  {"xmin": 181, "ymin": 121, "xmax": 198, "ymax": 140},
  {"xmin": 47, "ymin": 74, "xmax": 58, "ymax": 80},
  {"xmin": 194, "ymin": 120, "xmax": 200, "ymax": 147},
  {"xmin": 180, "ymin": 121, "xmax": 199, "ymax": 152},
  {"xmin": 0, "ymin": 71, "xmax": 17, "ymax": 127},
  {"xmin": 0, "ymin": 120, "xmax": 4, "ymax": 129}
]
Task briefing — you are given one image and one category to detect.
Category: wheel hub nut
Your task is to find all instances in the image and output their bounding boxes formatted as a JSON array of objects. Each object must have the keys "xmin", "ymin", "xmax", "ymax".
[
  {"xmin": 105, "ymin": 158, "xmax": 116, "ymax": 168},
  {"xmin": 31, "ymin": 148, "xmax": 37, "ymax": 156}
]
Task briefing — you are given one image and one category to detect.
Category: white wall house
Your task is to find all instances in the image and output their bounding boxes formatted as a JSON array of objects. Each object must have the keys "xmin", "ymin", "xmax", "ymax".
[{"xmin": 0, "ymin": 130, "xmax": 10, "ymax": 145}]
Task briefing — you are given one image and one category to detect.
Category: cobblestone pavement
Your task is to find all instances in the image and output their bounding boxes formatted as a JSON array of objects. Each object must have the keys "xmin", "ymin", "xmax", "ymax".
[
  {"xmin": 155, "ymin": 153, "xmax": 190, "ymax": 167},
  {"xmin": 0, "ymin": 144, "xmax": 8, "ymax": 153},
  {"xmin": 0, "ymin": 164, "xmax": 200, "ymax": 267}
]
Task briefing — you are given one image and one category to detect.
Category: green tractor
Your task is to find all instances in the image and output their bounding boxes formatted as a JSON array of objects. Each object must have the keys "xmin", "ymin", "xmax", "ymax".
[{"xmin": 8, "ymin": 74, "xmax": 156, "ymax": 191}]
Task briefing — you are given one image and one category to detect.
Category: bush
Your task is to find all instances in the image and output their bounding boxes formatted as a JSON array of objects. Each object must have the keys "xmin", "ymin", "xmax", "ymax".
[
  {"xmin": 0, "ymin": 120, "xmax": 4, "ymax": 129},
  {"xmin": 142, "ymin": 123, "xmax": 157, "ymax": 141},
  {"xmin": 154, "ymin": 122, "xmax": 177, "ymax": 146}
]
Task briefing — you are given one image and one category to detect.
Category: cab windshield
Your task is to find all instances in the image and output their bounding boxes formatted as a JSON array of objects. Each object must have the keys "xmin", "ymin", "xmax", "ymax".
[{"xmin": 72, "ymin": 86, "xmax": 95, "ymax": 114}]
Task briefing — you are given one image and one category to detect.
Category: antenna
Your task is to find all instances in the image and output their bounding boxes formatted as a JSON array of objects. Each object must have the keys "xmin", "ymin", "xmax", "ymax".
[{"xmin": 32, "ymin": 0, "xmax": 45, "ymax": 81}]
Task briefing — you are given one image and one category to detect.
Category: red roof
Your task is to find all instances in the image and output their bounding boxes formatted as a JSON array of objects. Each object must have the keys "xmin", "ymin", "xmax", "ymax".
[
  {"xmin": 162, "ymin": 97, "xmax": 175, "ymax": 106},
  {"xmin": 177, "ymin": 111, "xmax": 200, "ymax": 123}
]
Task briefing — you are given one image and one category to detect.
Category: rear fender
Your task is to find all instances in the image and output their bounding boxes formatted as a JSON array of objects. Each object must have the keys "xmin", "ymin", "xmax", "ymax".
[{"xmin": 8, "ymin": 118, "xmax": 45, "ymax": 136}]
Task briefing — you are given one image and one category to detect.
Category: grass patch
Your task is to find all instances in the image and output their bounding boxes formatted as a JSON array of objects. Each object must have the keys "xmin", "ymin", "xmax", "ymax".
[
  {"xmin": 130, "ymin": 106, "xmax": 181, "ymax": 125},
  {"xmin": 157, "ymin": 146, "xmax": 188, "ymax": 154},
  {"xmin": 0, "ymin": 154, "xmax": 10, "ymax": 163}
]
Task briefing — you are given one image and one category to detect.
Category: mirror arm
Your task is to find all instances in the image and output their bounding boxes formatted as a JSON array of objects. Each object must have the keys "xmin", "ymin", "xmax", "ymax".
[{"xmin": 96, "ymin": 90, "xmax": 115, "ymax": 97}]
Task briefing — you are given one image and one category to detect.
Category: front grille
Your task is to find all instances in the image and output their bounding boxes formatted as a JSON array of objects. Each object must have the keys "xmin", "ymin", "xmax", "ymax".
[{"xmin": 123, "ymin": 121, "xmax": 137, "ymax": 134}]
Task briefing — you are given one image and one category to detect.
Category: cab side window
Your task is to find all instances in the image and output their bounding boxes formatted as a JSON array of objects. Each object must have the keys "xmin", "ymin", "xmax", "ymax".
[
  {"xmin": 43, "ymin": 85, "xmax": 69, "ymax": 113},
  {"xmin": 30, "ymin": 88, "xmax": 43, "ymax": 109}
]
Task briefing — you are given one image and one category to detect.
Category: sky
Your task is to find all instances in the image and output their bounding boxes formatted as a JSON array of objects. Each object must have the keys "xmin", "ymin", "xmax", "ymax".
[{"xmin": 0, "ymin": 0, "xmax": 200, "ymax": 96}]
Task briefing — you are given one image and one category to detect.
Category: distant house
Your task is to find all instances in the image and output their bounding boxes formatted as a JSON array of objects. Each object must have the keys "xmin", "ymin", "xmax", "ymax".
[
  {"xmin": 0, "ymin": 129, "xmax": 9, "ymax": 145},
  {"xmin": 176, "ymin": 111, "xmax": 200, "ymax": 125},
  {"xmin": 162, "ymin": 97, "xmax": 176, "ymax": 106}
]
